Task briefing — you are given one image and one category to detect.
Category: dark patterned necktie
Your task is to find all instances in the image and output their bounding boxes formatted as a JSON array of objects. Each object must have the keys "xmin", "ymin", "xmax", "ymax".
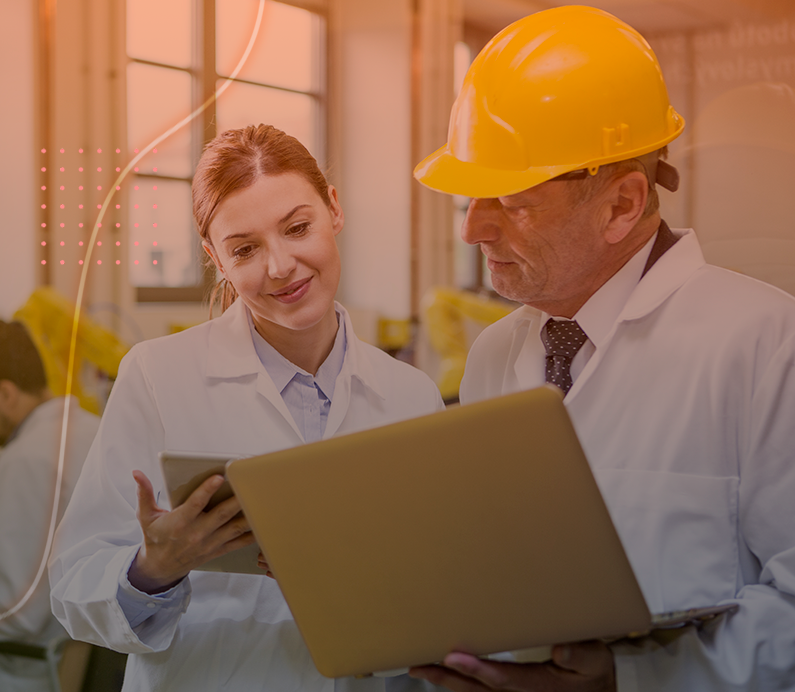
[{"xmin": 540, "ymin": 319, "xmax": 588, "ymax": 395}]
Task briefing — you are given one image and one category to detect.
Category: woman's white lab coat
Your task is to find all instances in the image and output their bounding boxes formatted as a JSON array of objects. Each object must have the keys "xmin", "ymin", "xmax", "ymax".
[
  {"xmin": 49, "ymin": 300, "xmax": 444, "ymax": 692},
  {"xmin": 460, "ymin": 229, "xmax": 795, "ymax": 691}
]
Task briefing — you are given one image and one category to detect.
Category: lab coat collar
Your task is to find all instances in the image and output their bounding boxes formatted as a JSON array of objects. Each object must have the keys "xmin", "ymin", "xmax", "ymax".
[
  {"xmin": 334, "ymin": 303, "xmax": 387, "ymax": 402},
  {"xmin": 4, "ymin": 396, "xmax": 75, "ymax": 447},
  {"xmin": 508, "ymin": 227, "xmax": 704, "ymax": 395},
  {"xmin": 204, "ymin": 299, "xmax": 386, "ymax": 441},
  {"xmin": 205, "ymin": 299, "xmax": 261, "ymax": 379},
  {"xmin": 619, "ymin": 228, "xmax": 704, "ymax": 322}
]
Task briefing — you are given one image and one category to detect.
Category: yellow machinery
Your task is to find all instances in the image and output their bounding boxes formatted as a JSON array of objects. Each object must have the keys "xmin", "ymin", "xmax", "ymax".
[
  {"xmin": 13, "ymin": 287, "xmax": 130, "ymax": 415},
  {"xmin": 422, "ymin": 288, "xmax": 516, "ymax": 401}
]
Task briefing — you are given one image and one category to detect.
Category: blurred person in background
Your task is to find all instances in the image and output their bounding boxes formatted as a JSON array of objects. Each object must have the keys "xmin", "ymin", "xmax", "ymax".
[{"xmin": 0, "ymin": 320, "xmax": 100, "ymax": 691}]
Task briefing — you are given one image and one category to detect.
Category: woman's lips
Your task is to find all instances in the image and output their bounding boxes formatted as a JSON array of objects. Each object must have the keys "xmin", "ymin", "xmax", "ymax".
[{"xmin": 270, "ymin": 277, "xmax": 312, "ymax": 304}]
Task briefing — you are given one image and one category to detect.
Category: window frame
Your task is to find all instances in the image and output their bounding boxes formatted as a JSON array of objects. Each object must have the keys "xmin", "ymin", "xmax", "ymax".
[{"xmin": 127, "ymin": 0, "xmax": 328, "ymax": 303}]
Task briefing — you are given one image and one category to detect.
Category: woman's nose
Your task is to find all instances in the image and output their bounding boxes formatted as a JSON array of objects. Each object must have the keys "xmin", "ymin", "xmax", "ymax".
[
  {"xmin": 460, "ymin": 198, "xmax": 502, "ymax": 246},
  {"xmin": 266, "ymin": 244, "xmax": 296, "ymax": 279}
]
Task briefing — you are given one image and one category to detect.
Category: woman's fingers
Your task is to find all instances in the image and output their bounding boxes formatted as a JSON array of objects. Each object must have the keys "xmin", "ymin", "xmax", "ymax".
[
  {"xmin": 181, "ymin": 474, "xmax": 226, "ymax": 518},
  {"xmin": 133, "ymin": 470, "xmax": 163, "ymax": 526}
]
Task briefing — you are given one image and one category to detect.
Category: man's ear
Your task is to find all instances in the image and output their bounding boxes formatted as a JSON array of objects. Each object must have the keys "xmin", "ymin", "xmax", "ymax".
[
  {"xmin": 202, "ymin": 241, "xmax": 225, "ymax": 276},
  {"xmin": 603, "ymin": 171, "xmax": 648, "ymax": 245},
  {"xmin": 0, "ymin": 380, "xmax": 19, "ymax": 415}
]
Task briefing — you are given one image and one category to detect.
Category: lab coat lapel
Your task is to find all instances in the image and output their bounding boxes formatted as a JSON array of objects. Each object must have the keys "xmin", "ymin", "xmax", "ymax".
[
  {"xmin": 205, "ymin": 299, "xmax": 305, "ymax": 443},
  {"xmin": 566, "ymin": 228, "xmax": 705, "ymax": 404},
  {"xmin": 511, "ymin": 307, "xmax": 546, "ymax": 392},
  {"xmin": 323, "ymin": 304, "xmax": 386, "ymax": 439}
]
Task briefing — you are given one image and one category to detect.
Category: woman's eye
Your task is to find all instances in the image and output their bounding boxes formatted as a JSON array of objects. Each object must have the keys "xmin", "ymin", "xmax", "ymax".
[
  {"xmin": 233, "ymin": 245, "xmax": 254, "ymax": 259},
  {"xmin": 287, "ymin": 222, "xmax": 310, "ymax": 237}
]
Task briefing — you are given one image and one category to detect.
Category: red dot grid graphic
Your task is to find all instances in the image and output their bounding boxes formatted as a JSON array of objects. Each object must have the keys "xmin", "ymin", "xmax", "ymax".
[{"xmin": 38, "ymin": 141, "xmax": 171, "ymax": 272}]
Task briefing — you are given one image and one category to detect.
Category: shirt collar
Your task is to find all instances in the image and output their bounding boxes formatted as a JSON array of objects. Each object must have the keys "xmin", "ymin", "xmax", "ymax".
[
  {"xmin": 248, "ymin": 308, "xmax": 347, "ymax": 401},
  {"xmin": 539, "ymin": 231, "xmax": 657, "ymax": 347}
]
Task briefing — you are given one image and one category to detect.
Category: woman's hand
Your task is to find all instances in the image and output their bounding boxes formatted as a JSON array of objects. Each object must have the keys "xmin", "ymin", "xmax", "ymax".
[{"xmin": 128, "ymin": 470, "xmax": 255, "ymax": 594}]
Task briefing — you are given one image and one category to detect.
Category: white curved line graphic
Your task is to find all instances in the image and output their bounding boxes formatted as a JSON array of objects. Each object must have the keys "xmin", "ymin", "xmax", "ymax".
[{"xmin": 0, "ymin": 0, "xmax": 267, "ymax": 623}]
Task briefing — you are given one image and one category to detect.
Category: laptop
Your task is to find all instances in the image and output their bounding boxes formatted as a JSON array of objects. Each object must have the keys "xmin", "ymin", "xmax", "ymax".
[{"xmin": 217, "ymin": 385, "xmax": 736, "ymax": 678}]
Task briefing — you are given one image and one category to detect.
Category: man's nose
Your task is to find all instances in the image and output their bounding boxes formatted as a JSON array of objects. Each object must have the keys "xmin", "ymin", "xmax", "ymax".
[{"xmin": 460, "ymin": 198, "xmax": 502, "ymax": 246}]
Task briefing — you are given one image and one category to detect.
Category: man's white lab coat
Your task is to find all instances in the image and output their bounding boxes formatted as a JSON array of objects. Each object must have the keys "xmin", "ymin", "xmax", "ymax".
[
  {"xmin": 1, "ymin": 397, "xmax": 99, "ymax": 692},
  {"xmin": 460, "ymin": 229, "xmax": 795, "ymax": 691},
  {"xmin": 48, "ymin": 301, "xmax": 444, "ymax": 692}
]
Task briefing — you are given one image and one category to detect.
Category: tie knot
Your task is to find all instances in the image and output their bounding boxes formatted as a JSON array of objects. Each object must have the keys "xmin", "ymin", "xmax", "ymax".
[{"xmin": 540, "ymin": 319, "xmax": 588, "ymax": 359}]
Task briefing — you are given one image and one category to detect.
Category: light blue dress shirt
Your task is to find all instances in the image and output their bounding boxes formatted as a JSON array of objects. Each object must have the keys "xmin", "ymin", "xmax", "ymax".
[{"xmin": 248, "ymin": 309, "xmax": 347, "ymax": 444}]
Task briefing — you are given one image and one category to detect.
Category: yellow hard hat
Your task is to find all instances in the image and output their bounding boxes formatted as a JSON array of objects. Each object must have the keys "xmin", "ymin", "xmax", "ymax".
[{"xmin": 414, "ymin": 5, "xmax": 685, "ymax": 198}]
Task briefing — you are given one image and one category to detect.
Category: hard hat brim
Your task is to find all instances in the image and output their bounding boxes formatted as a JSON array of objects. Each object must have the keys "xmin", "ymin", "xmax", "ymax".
[{"xmin": 413, "ymin": 144, "xmax": 571, "ymax": 199}]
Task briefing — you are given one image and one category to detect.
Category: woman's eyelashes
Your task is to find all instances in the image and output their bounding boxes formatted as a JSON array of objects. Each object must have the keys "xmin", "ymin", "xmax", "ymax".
[
  {"xmin": 232, "ymin": 244, "xmax": 255, "ymax": 260},
  {"xmin": 229, "ymin": 221, "xmax": 311, "ymax": 260},
  {"xmin": 286, "ymin": 221, "xmax": 311, "ymax": 237}
]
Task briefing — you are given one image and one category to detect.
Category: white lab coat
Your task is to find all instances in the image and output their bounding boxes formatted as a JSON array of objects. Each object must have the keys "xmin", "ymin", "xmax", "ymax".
[
  {"xmin": 48, "ymin": 300, "xmax": 444, "ymax": 692},
  {"xmin": 460, "ymin": 229, "xmax": 795, "ymax": 691},
  {"xmin": 1, "ymin": 397, "xmax": 100, "ymax": 692}
]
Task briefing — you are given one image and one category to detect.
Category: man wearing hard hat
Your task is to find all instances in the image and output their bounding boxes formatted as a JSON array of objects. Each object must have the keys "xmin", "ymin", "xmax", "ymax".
[{"xmin": 411, "ymin": 6, "xmax": 795, "ymax": 692}]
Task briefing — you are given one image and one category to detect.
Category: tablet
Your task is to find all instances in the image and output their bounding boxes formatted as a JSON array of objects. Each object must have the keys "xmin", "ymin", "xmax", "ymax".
[{"xmin": 158, "ymin": 450, "xmax": 262, "ymax": 575}]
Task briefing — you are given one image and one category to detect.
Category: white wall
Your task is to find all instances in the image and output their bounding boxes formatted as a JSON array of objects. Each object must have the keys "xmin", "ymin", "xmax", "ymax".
[
  {"xmin": 331, "ymin": 0, "xmax": 414, "ymax": 320},
  {"xmin": 0, "ymin": 2, "xmax": 37, "ymax": 320}
]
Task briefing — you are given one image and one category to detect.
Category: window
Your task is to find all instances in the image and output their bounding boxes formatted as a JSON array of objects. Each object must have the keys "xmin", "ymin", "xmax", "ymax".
[{"xmin": 126, "ymin": 0, "xmax": 326, "ymax": 302}]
